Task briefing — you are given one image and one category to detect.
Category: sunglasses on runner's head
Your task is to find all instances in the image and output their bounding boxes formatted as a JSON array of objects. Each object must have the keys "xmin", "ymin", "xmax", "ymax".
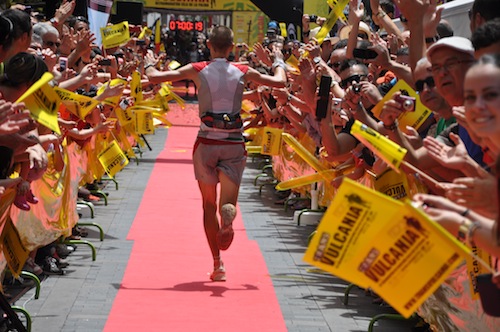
[
  {"xmin": 415, "ymin": 76, "xmax": 435, "ymax": 93},
  {"xmin": 340, "ymin": 74, "xmax": 366, "ymax": 89}
]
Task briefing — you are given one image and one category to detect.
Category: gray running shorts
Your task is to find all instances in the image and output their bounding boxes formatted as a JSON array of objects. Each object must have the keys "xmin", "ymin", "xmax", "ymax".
[{"xmin": 193, "ymin": 140, "xmax": 247, "ymax": 185}]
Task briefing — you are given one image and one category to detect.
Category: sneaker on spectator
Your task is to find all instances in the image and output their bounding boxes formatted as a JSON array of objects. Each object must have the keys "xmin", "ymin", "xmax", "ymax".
[
  {"xmin": 42, "ymin": 256, "xmax": 64, "ymax": 275},
  {"xmin": 23, "ymin": 257, "xmax": 43, "ymax": 276}
]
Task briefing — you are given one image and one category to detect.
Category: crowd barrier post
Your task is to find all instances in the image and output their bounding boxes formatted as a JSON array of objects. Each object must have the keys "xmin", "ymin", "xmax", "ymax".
[{"xmin": 0, "ymin": 292, "xmax": 27, "ymax": 332}]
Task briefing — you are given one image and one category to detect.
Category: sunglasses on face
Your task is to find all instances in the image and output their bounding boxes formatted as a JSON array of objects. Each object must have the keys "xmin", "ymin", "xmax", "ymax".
[
  {"xmin": 44, "ymin": 40, "xmax": 61, "ymax": 48},
  {"xmin": 282, "ymin": 49, "xmax": 292, "ymax": 55},
  {"xmin": 329, "ymin": 61, "xmax": 341, "ymax": 70},
  {"xmin": 415, "ymin": 76, "xmax": 435, "ymax": 93},
  {"xmin": 340, "ymin": 74, "xmax": 367, "ymax": 89}
]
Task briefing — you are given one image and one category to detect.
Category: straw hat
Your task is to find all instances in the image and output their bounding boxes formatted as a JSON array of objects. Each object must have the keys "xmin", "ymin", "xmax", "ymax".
[{"xmin": 338, "ymin": 21, "xmax": 372, "ymax": 40}]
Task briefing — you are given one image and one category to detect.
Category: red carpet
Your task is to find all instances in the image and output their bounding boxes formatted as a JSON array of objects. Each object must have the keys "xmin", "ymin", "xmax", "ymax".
[{"xmin": 104, "ymin": 104, "xmax": 287, "ymax": 331}]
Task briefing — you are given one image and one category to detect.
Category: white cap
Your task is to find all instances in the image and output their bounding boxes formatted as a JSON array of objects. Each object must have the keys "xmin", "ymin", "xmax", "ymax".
[{"xmin": 426, "ymin": 36, "xmax": 474, "ymax": 59}]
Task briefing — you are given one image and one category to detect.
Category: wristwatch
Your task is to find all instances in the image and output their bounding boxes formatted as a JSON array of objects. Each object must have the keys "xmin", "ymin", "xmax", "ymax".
[{"xmin": 50, "ymin": 17, "xmax": 59, "ymax": 27}]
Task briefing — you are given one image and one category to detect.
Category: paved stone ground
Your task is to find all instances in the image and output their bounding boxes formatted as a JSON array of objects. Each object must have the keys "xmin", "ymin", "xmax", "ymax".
[{"xmin": 14, "ymin": 127, "xmax": 417, "ymax": 332}]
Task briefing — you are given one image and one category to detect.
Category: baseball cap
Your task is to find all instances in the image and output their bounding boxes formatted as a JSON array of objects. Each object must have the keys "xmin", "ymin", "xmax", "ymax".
[{"xmin": 426, "ymin": 36, "xmax": 474, "ymax": 59}]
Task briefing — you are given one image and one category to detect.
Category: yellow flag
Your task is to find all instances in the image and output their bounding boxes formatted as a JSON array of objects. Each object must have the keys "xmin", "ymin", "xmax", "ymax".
[
  {"xmin": 361, "ymin": 203, "xmax": 469, "ymax": 318},
  {"xmin": 282, "ymin": 133, "xmax": 328, "ymax": 172},
  {"xmin": 101, "ymin": 21, "xmax": 130, "ymax": 49},
  {"xmin": 304, "ymin": 178, "xmax": 405, "ymax": 288},
  {"xmin": 261, "ymin": 127, "xmax": 283, "ymax": 156},
  {"xmin": 54, "ymin": 87, "xmax": 100, "ymax": 120},
  {"xmin": 130, "ymin": 71, "xmax": 143, "ymax": 103},
  {"xmin": 350, "ymin": 120, "xmax": 407, "ymax": 172},
  {"xmin": 0, "ymin": 217, "xmax": 30, "ymax": 278},
  {"xmin": 97, "ymin": 78, "xmax": 127, "ymax": 107},
  {"xmin": 371, "ymin": 80, "xmax": 433, "ymax": 131},
  {"xmin": 279, "ymin": 22, "xmax": 287, "ymax": 38},
  {"xmin": 135, "ymin": 110, "xmax": 154, "ymax": 134},
  {"xmin": 16, "ymin": 72, "xmax": 61, "ymax": 134},
  {"xmin": 155, "ymin": 18, "xmax": 161, "ymax": 53},
  {"xmin": 465, "ymin": 244, "xmax": 492, "ymax": 300},
  {"xmin": 138, "ymin": 26, "xmax": 152, "ymax": 39},
  {"xmin": 276, "ymin": 167, "xmax": 354, "ymax": 191},
  {"xmin": 304, "ymin": 178, "xmax": 469, "ymax": 318},
  {"xmin": 374, "ymin": 168, "xmax": 411, "ymax": 200},
  {"xmin": 315, "ymin": 0, "xmax": 349, "ymax": 44},
  {"xmin": 285, "ymin": 54, "xmax": 300, "ymax": 74},
  {"xmin": 98, "ymin": 140, "xmax": 129, "ymax": 178}
]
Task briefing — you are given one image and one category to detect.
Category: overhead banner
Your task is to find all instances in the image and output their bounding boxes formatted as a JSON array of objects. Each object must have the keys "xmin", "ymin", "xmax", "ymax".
[
  {"xmin": 88, "ymin": 0, "xmax": 113, "ymax": 47},
  {"xmin": 144, "ymin": 0, "xmax": 258, "ymax": 11},
  {"xmin": 232, "ymin": 11, "xmax": 267, "ymax": 46}
]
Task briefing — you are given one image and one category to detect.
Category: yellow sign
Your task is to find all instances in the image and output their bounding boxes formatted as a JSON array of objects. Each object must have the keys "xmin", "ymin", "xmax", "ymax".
[
  {"xmin": 304, "ymin": 178, "xmax": 469, "ymax": 318},
  {"xmin": 54, "ymin": 87, "xmax": 100, "ymax": 120},
  {"xmin": 350, "ymin": 120, "xmax": 407, "ymax": 172},
  {"xmin": 144, "ymin": 0, "xmax": 258, "ymax": 11},
  {"xmin": 98, "ymin": 140, "xmax": 129, "ymax": 178},
  {"xmin": 135, "ymin": 111, "xmax": 154, "ymax": 135},
  {"xmin": 466, "ymin": 244, "xmax": 491, "ymax": 300},
  {"xmin": 282, "ymin": 133, "xmax": 328, "ymax": 173},
  {"xmin": 374, "ymin": 168, "xmax": 410, "ymax": 200},
  {"xmin": 101, "ymin": 21, "xmax": 130, "ymax": 49},
  {"xmin": 261, "ymin": 127, "xmax": 282, "ymax": 156},
  {"xmin": 16, "ymin": 72, "xmax": 61, "ymax": 134},
  {"xmin": 0, "ymin": 218, "xmax": 30, "ymax": 278},
  {"xmin": 130, "ymin": 71, "xmax": 143, "ymax": 103},
  {"xmin": 371, "ymin": 80, "xmax": 433, "ymax": 131}
]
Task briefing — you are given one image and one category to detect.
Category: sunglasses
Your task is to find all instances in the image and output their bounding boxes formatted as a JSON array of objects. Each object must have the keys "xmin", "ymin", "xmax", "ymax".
[
  {"xmin": 329, "ymin": 61, "xmax": 341, "ymax": 70},
  {"xmin": 340, "ymin": 74, "xmax": 367, "ymax": 89},
  {"xmin": 44, "ymin": 40, "xmax": 61, "ymax": 48},
  {"xmin": 282, "ymin": 49, "xmax": 292, "ymax": 55},
  {"xmin": 415, "ymin": 76, "xmax": 435, "ymax": 93}
]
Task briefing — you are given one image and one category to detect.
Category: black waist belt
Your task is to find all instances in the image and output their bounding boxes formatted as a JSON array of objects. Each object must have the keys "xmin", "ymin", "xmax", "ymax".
[{"xmin": 201, "ymin": 112, "xmax": 242, "ymax": 130}]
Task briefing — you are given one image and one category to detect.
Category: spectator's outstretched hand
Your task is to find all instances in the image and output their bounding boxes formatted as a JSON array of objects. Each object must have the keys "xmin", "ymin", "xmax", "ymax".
[
  {"xmin": 54, "ymin": 0, "xmax": 76, "ymax": 27},
  {"xmin": 423, "ymin": 132, "xmax": 470, "ymax": 171},
  {"xmin": 0, "ymin": 101, "xmax": 31, "ymax": 135},
  {"xmin": 41, "ymin": 48, "xmax": 57, "ymax": 74},
  {"xmin": 298, "ymin": 57, "xmax": 317, "ymax": 107},
  {"xmin": 253, "ymin": 43, "xmax": 272, "ymax": 67}
]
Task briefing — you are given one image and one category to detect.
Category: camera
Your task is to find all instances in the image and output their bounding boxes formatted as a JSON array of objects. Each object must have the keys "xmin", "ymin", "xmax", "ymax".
[
  {"xmin": 309, "ymin": 14, "xmax": 318, "ymax": 23},
  {"xmin": 331, "ymin": 98, "xmax": 342, "ymax": 113},
  {"xmin": 98, "ymin": 58, "xmax": 111, "ymax": 66},
  {"xmin": 394, "ymin": 94, "xmax": 416, "ymax": 112},
  {"xmin": 352, "ymin": 83, "xmax": 361, "ymax": 94}
]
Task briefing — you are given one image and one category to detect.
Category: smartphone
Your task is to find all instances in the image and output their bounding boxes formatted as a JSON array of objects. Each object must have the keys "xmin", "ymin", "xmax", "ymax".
[
  {"xmin": 353, "ymin": 48, "xmax": 378, "ymax": 60},
  {"xmin": 98, "ymin": 58, "xmax": 111, "ymax": 66},
  {"xmin": 59, "ymin": 56, "xmax": 67, "ymax": 71},
  {"xmin": 331, "ymin": 98, "xmax": 342, "ymax": 113},
  {"xmin": 316, "ymin": 75, "xmax": 332, "ymax": 120}
]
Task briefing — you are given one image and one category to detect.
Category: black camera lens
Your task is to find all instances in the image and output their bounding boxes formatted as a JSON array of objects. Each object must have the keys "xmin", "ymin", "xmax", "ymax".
[
  {"xmin": 353, "ymin": 84, "xmax": 361, "ymax": 94},
  {"xmin": 309, "ymin": 14, "xmax": 318, "ymax": 23}
]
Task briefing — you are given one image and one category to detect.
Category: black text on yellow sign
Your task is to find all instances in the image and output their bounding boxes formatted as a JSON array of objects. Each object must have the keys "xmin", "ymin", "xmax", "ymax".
[
  {"xmin": 98, "ymin": 140, "xmax": 129, "ymax": 178},
  {"xmin": 0, "ymin": 218, "xmax": 29, "ymax": 278},
  {"xmin": 135, "ymin": 111, "xmax": 154, "ymax": 135}
]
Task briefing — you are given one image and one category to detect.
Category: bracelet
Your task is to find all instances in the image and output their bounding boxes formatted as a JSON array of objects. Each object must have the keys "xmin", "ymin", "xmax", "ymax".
[
  {"xmin": 375, "ymin": 11, "xmax": 386, "ymax": 18},
  {"xmin": 383, "ymin": 120, "xmax": 398, "ymax": 131},
  {"xmin": 144, "ymin": 64, "xmax": 155, "ymax": 71},
  {"xmin": 461, "ymin": 209, "xmax": 470, "ymax": 217},
  {"xmin": 467, "ymin": 222, "xmax": 480, "ymax": 246},
  {"xmin": 425, "ymin": 35, "xmax": 440, "ymax": 44},
  {"xmin": 287, "ymin": 94, "xmax": 293, "ymax": 103}
]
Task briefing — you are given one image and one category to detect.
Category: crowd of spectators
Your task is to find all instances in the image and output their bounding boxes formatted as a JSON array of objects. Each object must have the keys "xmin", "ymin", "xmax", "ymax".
[{"xmin": 0, "ymin": 0, "xmax": 499, "ymax": 329}]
